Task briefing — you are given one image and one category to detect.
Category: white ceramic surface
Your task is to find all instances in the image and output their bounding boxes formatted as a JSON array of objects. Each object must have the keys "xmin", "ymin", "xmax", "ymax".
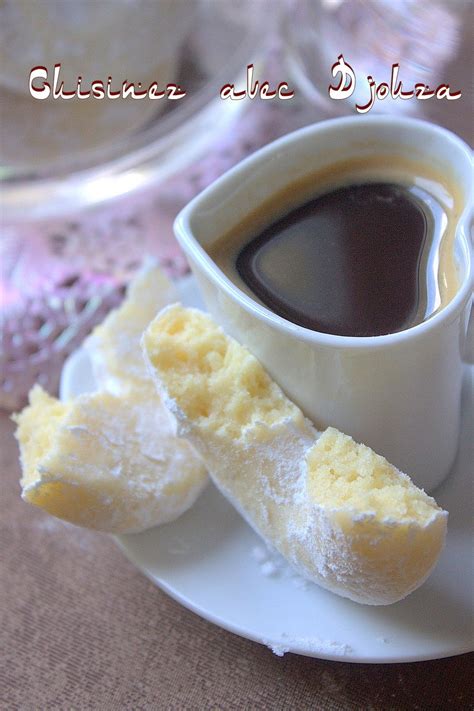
[
  {"xmin": 60, "ymin": 275, "xmax": 473, "ymax": 663},
  {"xmin": 174, "ymin": 116, "xmax": 473, "ymax": 492}
]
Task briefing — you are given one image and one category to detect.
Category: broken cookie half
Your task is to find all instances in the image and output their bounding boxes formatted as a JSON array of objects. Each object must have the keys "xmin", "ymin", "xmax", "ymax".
[
  {"xmin": 143, "ymin": 304, "xmax": 448, "ymax": 605},
  {"xmin": 14, "ymin": 263, "xmax": 207, "ymax": 534},
  {"xmin": 15, "ymin": 385, "xmax": 207, "ymax": 534}
]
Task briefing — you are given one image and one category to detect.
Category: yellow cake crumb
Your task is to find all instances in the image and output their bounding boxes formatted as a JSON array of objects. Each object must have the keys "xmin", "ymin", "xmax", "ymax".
[
  {"xmin": 306, "ymin": 428, "xmax": 437, "ymax": 524},
  {"xmin": 144, "ymin": 305, "xmax": 303, "ymax": 440}
]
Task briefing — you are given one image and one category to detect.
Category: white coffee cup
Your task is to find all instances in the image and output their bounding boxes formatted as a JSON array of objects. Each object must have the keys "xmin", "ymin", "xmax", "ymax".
[{"xmin": 174, "ymin": 116, "xmax": 472, "ymax": 492}]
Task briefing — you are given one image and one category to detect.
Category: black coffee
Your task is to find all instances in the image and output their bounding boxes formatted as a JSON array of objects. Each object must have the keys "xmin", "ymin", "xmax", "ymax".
[{"xmin": 235, "ymin": 182, "xmax": 447, "ymax": 337}]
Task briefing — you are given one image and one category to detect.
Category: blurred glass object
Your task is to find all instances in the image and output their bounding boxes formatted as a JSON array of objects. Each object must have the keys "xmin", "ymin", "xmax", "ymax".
[
  {"xmin": 283, "ymin": 0, "xmax": 472, "ymax": 142},
  {"xmin": 0, "ymin": 0, "xmax": 191, "ymax": 169},
  {"xmin": 0, "ymin": 0, "xmax": 267, "ymax": 221}
]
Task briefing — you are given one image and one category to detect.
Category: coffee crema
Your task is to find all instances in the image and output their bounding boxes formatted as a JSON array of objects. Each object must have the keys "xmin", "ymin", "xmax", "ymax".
[{"xmin": 210, "ymin": 157, "xmax": 459, "ymax": 337}]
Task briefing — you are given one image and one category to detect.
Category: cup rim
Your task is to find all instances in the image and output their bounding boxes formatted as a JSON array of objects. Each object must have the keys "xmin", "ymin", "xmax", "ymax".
[{"xmin": 175, "ymin": 115, "xmax": 473, "ymax": 351}]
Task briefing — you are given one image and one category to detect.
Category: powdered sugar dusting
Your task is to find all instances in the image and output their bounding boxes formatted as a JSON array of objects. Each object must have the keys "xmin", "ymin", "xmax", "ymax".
[
  {"xmin": 263, "ymin": 633, "xmax": 353, "ymax": 657},
  {"xmin": 266, "ymin": 642, "xmax": 290, "ymax": 657},
  {"xmin": 34, "ymin": 515, "xmax": 96, "ymax": 552},
  {"xmin": 251, "ymin": 544, "xmax": 309, "ymax": 590}
]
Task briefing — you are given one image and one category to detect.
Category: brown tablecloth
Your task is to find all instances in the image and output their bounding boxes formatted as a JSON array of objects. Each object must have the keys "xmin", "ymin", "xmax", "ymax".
[{"xmin": 1, "ymin": 411, "xmax": 472, "ymax": 711}]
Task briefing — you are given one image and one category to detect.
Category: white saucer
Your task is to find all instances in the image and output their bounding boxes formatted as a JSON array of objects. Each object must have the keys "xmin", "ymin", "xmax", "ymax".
[{"xmin": 60, "ymin": 276, "xmax": 473, "ymax": 663}]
